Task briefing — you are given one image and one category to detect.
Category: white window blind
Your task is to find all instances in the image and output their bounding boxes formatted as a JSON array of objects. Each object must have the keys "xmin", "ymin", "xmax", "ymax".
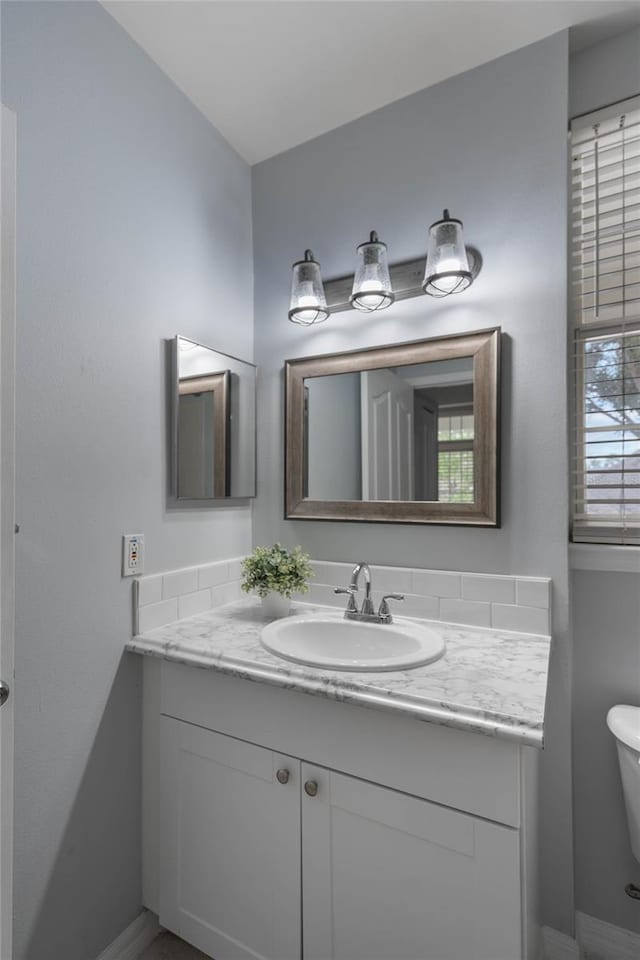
[
  {"xmin": 437, "ymin": 405, "xmax": 474, "ymax": 503},
  {"xmin": 571, "ymin": 94, "xmax": 640, "ymax": 545}
]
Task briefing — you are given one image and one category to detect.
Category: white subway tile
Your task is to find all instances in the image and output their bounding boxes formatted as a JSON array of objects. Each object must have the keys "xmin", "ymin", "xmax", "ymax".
[
  {"xmin": 137, "ymin": 575, "xmax": 163, "ymax": 607},
  {"xmin": 178, "ymin": 589, "xmax": 212, "ymax": 620},
  {"xmin": 211, "ymin": 580, "xmax": 243, "ymax": 608},
  {"xmin": 412, "ymin": 571, "xmax": 461, "ymax": 599},
  {"xmin": 462, "ymin": 575, "xmax": 515, "ymax": 604},
  {"xmin": 227, "ymin": 559, "xmax": 244, "ymax": 581},
  {"xmin": 371, "ymin": 565, "xmax": 413, "ymax": 595},
  {"xmin": 304, "ymin": 583, "xmax": 345, "ymax": 608},
  {"xmin": 162, "ymin": 568, "xmax": 199, "ymax": 600},
  {"xmin": 198, "ymin": 562, "xmax": 229, "ymax": 590},
  {"xmin": 138, "ymin": 598, "xmax": 178, "ymax": 634},
  {"xmin": 516, "ymin": 579, "xmax": 551, "ymax": 609},
  {"xmin": 397, "ymin": 594, "xmax": 439, "ymax": 621},
  {"xmin": 491, "ymin": 603, "xmax": 550, "ymax": 635},
  {"xmin": 440, "ymin": 598, "xmax": 491, "ymax": 628},
  {"xmin": 312, "ymin": 561, "xmax": 352, "ymax": 587}
]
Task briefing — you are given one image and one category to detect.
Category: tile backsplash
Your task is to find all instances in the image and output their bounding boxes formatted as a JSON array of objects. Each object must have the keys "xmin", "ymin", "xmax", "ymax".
[
  {"xmin": 133, "ymin": 557, "xmax": 552, "ymax": 637},
  {"xmin": 133, "ymin": 558, "xmax": 244, "ymax": 635},
  {"xmin": 307, "ymin": 561, "xmax": 552, "ymax": 636}
]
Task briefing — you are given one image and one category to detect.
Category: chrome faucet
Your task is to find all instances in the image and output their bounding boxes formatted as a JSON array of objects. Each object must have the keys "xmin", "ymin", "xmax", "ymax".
[
  {"xmin": 350, "ymin": 562, "xmax": 374, "ymax": 615},
  {"xmin": 335, "ymin": 561, "xmax": 404, "ymax": 624}
]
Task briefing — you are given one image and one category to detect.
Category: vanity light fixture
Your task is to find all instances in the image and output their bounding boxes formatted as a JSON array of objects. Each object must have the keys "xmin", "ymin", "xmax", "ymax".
[
  {"xmin": 422, "ymin": 209, "xmax": 473, "ymax": 298},
  {"xmin": 350, "ymin": 231, "xmax": 395, "ymax": 312},
  {"xmin": 291, "ymin": 210, "xmax": 481, "ymax": 322},
  {"xmin": 288, "ymin": 249, "xmax": 330, "ymax": 326}
]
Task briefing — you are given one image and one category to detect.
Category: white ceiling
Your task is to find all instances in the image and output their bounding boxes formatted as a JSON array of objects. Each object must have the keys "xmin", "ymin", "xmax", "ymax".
[{"xmin": 104, "ymin": 1, "xmax": 640, "ymax": 164}]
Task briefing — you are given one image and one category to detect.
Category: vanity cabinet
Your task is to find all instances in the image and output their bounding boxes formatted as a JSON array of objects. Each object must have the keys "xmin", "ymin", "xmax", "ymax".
[
  {"xmin": 145, "ymin": 660, "xmax": 539, "ymax": 960},
  {"xmin": 160, "ymin": 716, "xmax": 521, "ymax": 960}
]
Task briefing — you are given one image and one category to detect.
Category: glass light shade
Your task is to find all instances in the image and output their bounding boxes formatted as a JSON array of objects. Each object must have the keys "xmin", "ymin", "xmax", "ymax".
[
  {"xmin": 422, "ymin": 210, "xmax": 472, "ymax": 298},
  {"xmin": 350, "ymin": 231, "xmax": 395, "ymax": 312},
  {"xmin": 288, "ymin": 250, "xmax": 329, "ymax": 325}
]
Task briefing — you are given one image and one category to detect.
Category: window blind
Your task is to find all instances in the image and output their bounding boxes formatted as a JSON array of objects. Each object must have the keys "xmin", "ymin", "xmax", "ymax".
[
  {"xmin": 571, "ymin": 94, "xmax": 640, "ymax": 545},
  {"xmin": 437, "ymin": 405, "xmax": 474, "ymax": 503}
]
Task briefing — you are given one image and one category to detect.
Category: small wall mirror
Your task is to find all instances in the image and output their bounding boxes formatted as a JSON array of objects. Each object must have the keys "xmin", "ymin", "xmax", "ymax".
[
  {"xmin": 285, "ymin": 328, "xmax": 500, "ymax": 525},
  {"xmin": 172, "ymin": 336, "xmax": 256, "ymax": 499}
]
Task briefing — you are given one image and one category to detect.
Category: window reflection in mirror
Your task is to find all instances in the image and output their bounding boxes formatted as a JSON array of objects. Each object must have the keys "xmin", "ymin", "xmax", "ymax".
[{"xmin": 303, "ymin": 358, "xmax": 474, "ymax": 503}]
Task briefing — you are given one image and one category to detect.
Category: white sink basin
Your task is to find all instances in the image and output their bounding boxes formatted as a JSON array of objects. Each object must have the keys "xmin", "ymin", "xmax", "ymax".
[{"xmin": 261, "ymin": 612, "xmax": 445, "ymax": 672}]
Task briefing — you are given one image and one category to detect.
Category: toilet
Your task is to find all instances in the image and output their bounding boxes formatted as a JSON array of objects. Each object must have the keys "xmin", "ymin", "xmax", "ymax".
[{"xmin": 607, "ymin": 704, "xmax": 640, "ymax": 863}]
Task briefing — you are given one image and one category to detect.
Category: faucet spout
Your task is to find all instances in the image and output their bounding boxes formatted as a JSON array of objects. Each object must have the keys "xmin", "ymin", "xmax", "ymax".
[{"xmin": 350, "ymin": 562, "xmax": 374, "ymax": 615}]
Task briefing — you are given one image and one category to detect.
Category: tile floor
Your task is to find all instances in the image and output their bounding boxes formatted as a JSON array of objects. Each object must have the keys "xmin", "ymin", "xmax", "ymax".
[{"xmin": 140, "ymin": 931, "xmax": 211, "ymax": 960}]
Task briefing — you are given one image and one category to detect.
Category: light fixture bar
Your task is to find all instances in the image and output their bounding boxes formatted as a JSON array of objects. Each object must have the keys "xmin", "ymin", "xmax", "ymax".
[{"xmin": 323, "ymin": 248, "xmax": 481, "ymax": 314}]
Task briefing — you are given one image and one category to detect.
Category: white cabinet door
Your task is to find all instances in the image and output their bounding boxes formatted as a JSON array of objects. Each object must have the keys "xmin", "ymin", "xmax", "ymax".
[
  {"xmin": 301, "ymin": 763, "xmax": 522, "ymax": 960},
  {"xmin": 160, "ymin": 717, "xmax": 301, "ymax": 960}
]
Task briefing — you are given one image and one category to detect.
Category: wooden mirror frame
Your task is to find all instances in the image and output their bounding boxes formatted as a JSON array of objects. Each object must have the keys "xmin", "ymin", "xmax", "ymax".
[
  {"xmin": 285, "ymin": 327, "xmax": 501, "ymax": 526},
  {"xmin": 178, "ymin": 371, "xmax": 231, "ymax": 498}
]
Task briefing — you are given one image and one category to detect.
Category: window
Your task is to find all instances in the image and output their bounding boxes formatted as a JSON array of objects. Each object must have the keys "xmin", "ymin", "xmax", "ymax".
[
  {"xmin": 570, "ymin": 95, "xmax": 640, "ymax": 545},
  {"xmin": 437, "ymin": 405, "xmax": 474, "ymax": 503}
]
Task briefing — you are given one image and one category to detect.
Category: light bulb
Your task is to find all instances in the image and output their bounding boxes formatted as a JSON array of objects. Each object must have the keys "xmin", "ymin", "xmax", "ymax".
[
  {"xmin": 295, "ymin": 281, "xmax": 323, "ymax": 322},
  {"xmin": 433, "ymin": 245, "xmax": 463, "ymax": 293},
  {"xmin": 355, "ymin": 279, "xmax": 387, "ymax": 311},
  {"xmin": 295, "ymin": 293, "xmax": 323, "ymax": 324}
]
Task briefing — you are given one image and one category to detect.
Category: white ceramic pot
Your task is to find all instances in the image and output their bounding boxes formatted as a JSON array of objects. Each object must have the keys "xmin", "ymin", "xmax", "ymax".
[{"xmin": 261, "ymin": 592, "xmax": 291, "ymax": 619}]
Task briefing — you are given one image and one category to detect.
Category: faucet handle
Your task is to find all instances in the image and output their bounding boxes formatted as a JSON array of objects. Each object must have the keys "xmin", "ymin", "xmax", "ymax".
[
  {"xmin": 334, "ymin": 587, "xmax": 358, "ymax": 613},
  {"xmin": 378, "ymin": 594, "xmax": 405, "ymax": 619}
]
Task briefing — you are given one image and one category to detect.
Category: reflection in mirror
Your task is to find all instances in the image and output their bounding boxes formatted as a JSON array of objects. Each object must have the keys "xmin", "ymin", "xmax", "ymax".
[
  {"xmin": 173, "ymin": 337, "xmax": 256, "ymax": 500},
  {"xmin": 285, "ymin": 328, "xmax": 500, "ymax": 526},
  {"xmin": 304, "ymin": 358, "xmax": 474, "ymax": 503}
]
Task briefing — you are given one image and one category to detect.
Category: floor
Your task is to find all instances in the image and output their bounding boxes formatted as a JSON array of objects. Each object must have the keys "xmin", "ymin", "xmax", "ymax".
[{"xmin": 140, "ymin": 931, "xmax": 212, "ymax": 960}]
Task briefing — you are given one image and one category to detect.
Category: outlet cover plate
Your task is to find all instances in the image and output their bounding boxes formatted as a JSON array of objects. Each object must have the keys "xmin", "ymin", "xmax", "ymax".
[{"xmin": 122, "ymin": 534, "xmax": 144, "ymax": 577}]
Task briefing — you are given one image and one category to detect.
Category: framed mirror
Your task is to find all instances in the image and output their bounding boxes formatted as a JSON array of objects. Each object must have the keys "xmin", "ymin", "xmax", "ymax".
[
  {"xmin": 285, "ymin": 328, "xmax": 500, "ymax": 525},
  {"xmin": 172, "ymin": 336, "xmax": 257, "ymax": 500}
]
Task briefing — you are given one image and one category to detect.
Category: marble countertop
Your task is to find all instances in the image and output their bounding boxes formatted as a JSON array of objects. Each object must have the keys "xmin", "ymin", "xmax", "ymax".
[{"xmin": 126, "ymin": 599, "xmax": 551, "ymax": 747}]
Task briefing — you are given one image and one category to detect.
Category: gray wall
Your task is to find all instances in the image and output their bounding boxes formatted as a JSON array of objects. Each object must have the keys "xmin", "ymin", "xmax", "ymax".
[
  {"xmin": 252, "ymin": 33, "xmax": 572, "ymax": 932},
  {"xmin": 572, "ymin": 571, "xmax": 640, "ymax": 932},
  {"xmin": 1, "ymin": 3, "xmax": 253, "ymax": 958},
  {"xmin": 569, "ymin": 27, "xmax": 640, "ymax": 935}
]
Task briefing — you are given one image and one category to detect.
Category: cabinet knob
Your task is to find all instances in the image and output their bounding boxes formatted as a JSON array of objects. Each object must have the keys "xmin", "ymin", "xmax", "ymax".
[
  {"xmin": 276, "ymin": 768, "xmax": 290, "ymax": 785},
  {"xmin": 304, "ymin": 779, "xmax": 318, "ymax": 797}
]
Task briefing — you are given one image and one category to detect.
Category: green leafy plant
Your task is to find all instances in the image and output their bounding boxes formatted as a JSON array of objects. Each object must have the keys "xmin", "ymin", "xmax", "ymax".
[{"xmin": 241, "ymin": 543, "xmax": 313, "ymax": 599}]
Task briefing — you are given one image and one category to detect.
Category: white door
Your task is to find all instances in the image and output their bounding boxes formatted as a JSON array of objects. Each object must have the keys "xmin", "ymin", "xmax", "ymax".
[
  {"xmin": 0, "ymin": 105, "xmax": 16, "ymax": 960},
  {"xmin": 361, "ymin": 369, "xmax": 414, "ymax": 500},
  {"xmin": 160, "ymin": 717, "xmax": 301, "ymax": 960},
  {"xmin": 301, "ymin": 764, "xmax": 522, "ymax": 960}
]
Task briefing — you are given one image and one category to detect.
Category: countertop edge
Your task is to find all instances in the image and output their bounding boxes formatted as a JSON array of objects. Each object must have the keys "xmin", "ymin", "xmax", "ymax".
[{"xmin": 126, "ymin": 636, "xmax": 545, "ymax": 748}]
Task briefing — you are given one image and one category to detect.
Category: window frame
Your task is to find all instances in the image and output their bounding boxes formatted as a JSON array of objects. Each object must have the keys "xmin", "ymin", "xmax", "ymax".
[{"xmin": 570, "ymin": 94, "xmax": 640, "ymax": 547}]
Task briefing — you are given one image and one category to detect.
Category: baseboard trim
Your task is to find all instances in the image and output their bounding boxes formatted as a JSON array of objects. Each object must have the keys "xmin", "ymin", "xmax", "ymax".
[
  {"xmin": 96, "ymin": 909, "xmax": 161, "ymax": 960},
  {"xmin": 577, "ymin": 911, "xmax": 640, "ymax": 960},
  {"xmin": 541, "ymin": 925, "xmax": 581, "ymax": 960}
]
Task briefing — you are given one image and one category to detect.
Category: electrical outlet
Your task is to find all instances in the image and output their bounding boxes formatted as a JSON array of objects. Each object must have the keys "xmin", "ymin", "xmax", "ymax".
[{"xmin": 122, "ymin": 534, "xmax": 144, "ymax": 577}]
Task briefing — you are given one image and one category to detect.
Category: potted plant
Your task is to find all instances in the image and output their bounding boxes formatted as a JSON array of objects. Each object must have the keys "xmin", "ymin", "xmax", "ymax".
[{"xmin": 241, "ymin": 543, "xmax": 313, "ymax": 618}]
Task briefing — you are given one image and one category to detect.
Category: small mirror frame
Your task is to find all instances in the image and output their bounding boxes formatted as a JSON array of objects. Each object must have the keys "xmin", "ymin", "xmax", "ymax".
[{"xmin": 284, "ymin": 327, "xmax": 501, "ymax": 526}]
